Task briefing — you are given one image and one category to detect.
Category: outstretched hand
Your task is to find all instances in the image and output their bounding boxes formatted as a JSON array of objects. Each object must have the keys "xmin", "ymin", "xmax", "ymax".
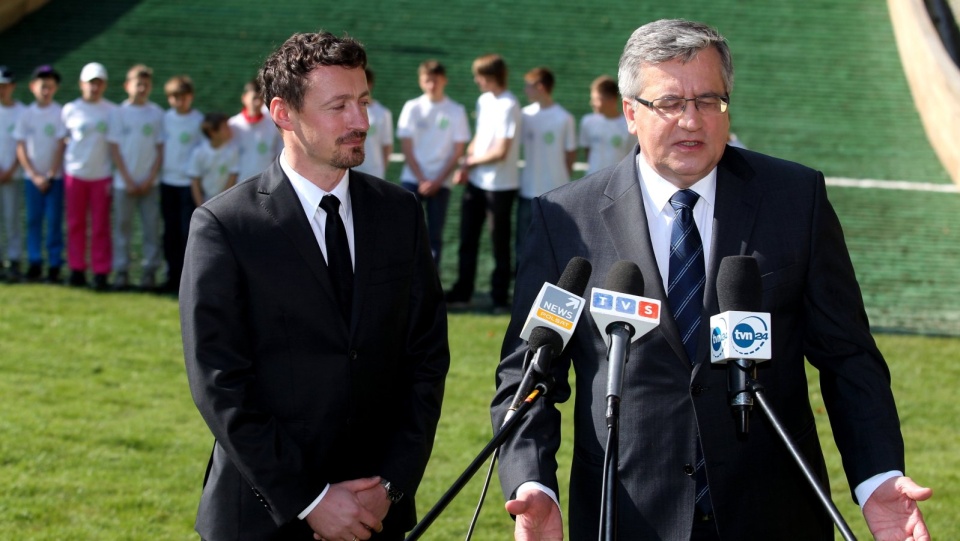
[
  {"xmin": 505, "ymin": 486, "xmax": 563, "ymax": 541},
  {"xmin": 862, "ymin": 476, "xmax": 931, "ymax": 541}
]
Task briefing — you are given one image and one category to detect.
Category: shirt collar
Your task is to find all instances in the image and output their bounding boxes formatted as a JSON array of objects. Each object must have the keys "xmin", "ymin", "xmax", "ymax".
[
  {"xmin": 636, "ymin": 150, "xmax": 717, "ymax": 215},
  {"xmin": 280, "ymin": 149, "xmax": 351, "ymax": 219}
]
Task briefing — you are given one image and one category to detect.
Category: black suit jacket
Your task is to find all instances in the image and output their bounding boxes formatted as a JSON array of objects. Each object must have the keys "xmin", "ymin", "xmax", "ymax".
[
  {"xmin": 181, "ymin": 161, "xmax": 449, "ymax": 541},
  {"xmin": 492, "ymin": 146, "xmax": 904, "ymax": 540}
]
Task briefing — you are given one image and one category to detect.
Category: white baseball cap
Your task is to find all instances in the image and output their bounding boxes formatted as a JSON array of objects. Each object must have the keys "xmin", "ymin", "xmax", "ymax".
[{"xmin": 79, "ymin": 62, "xmax": 108, "ymax": 82}]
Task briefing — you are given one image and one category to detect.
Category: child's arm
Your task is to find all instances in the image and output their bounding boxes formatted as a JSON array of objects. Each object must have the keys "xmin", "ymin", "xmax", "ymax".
[
  {"xmin": 110, "ymin": 142, "xmax": 138, "ymax": 195},
  {"xmin": 565, "ymin": 149, "xmax": 577, "ymax": 176},
  {"xmin": 400, "ymin": 138, "xmax": 428, "ymax": 184},
  {"xmin": 51, "ymin": 138, "xmax": 66, "ymax": 179},
  {"xmin": 16, "ymin": 141, "xmax": 50, "ymax": 193},
  {"xmin": 143, "ymin": 143, "xmax": 164, "ymax": 192},
  {"xmin": 190, "ymin": 177, "xmax": 204, "ymax": 207},
  {"xmin": 224, "ymin": 173, "xmax": 238, "ymax": 191},
  {"xmin": 423, "ymin": 141, "xmax": 465, "ymax": 197}
]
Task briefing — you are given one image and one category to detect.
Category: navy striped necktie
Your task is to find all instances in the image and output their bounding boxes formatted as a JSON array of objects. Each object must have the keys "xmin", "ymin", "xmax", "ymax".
[{"xmin": 666, "ymin": 188, "xmax": 712, "ymax": 516}]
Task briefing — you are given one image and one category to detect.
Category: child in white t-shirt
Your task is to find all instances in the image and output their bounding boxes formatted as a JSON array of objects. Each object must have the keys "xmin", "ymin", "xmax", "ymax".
[
  {"xmin": 228, "ymin": 79, "xmax": 281, "ymax": 183},
  {"xmin": 0, "ymin": 66, "xmax": 25, "ymax": 282},
  {"xmin": 62, "ymin": 62, "xmax": 116, "ymax": 289},
  {"xmin": 14, "ymin": 65, "xmax": 67, "ymax": 282},
  {"xmin": 518, "ymin": 66, "xmax": 576, "ymax": 257},
  {"xmin": 108, "ymin": 64, "xmax": 164, "ymax": 290},
  {"xmin": 188, "ymin": 112, "xmax": 238, "ymax": 206},
  {"xmin": 397, "ymin": 60, "xmax": 470, "ymax": 267},
  {"xmin": 353, "ymin": 68, "xmax": 393, "ymax": 179},
  {"xmin": 578, "ymin": 75, "xmax": 632, "ymax": 175},
  {"xmin": 159, "ymin": 75, "xmax": 203, "ymax": 293}
]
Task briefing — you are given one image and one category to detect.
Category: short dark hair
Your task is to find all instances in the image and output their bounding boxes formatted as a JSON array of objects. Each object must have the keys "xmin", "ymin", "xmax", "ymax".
[
  {"xmin": 258, "ymin": 31, "xmax": 367, "ymax": 113},
  {"xmin": 418, "ymin": 60, "xmax": 446, "ymax": 77},
  {"xmin": 590, "ymin": 75, "xmax": 619, "ymax": 99},
  {"xmin": 200, "ymin": 112, "xmax": 229, "ymax": 139},
  {"xmin": 242, "ymin": 78, "xmax": 261, "ymax": 95},
  {"xmin": 525, "ymin": 67, "xmax": 555, "ymax": 93},
  {"xmin": 472, "ymin": 54, "xmax": 507, "ymax": 88},
  {"xmin": 164, "ymin": 75, "xmax": 194, "ymax": 96}
]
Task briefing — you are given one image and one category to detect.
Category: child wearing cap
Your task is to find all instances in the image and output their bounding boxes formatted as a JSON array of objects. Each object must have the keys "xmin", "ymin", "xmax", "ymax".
[
  {"xmin": 13, "ymin": 65, "xmax": 67, "ymax": 283},
  {"xmin": 107, "ymin": 64, "xmax": 164, "ymax": 290},
  {"xmin": 0, "ymin": 66, "xmax": 25, "ymax": 282},
  {"xmin": 62, "ymin": 62, "xmax": 116, "ymax": 290}
]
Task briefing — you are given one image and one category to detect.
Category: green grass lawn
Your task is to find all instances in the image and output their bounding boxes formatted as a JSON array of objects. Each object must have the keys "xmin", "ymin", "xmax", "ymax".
[{"xmin": 0, "ymin": 283, "xmax": 955, "ymax": 539}]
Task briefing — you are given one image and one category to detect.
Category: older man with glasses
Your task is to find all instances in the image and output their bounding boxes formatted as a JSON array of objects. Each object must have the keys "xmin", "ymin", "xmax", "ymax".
[{"xmin": 492, "ymin": 18, "xmax": 931, "ymax": 541}]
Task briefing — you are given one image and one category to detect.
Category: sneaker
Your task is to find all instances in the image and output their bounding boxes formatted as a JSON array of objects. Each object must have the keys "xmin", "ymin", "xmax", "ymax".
[
  {"xmin": 69, "ymin": 270, "xmax": 88, "ymax": 287},
  {"xmin": 25, "ymin": 263, "xmax": 43, "ymax": 282},
  {"xmin": 92, "ymin": 273, "xmax": 109, "ymax": 292},
  {"xmin": 45, "ymin": 266, "xmax": 61, "ymax": 284},
  {"xmin": 112, "ymin": 271, "xmax": 129, "ymax": 291},
  {"xmin": 6, "ymin": 261, "xmax": 21, "ymax": 283},
  {"xmin": 140, "ymin": 272, "xmax": 156, "ymax": 291}
]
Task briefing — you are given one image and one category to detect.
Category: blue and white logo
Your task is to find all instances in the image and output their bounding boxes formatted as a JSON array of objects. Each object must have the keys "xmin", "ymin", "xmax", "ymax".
[
  {"xmin": 730, "ymin": 316, "xmax": 770, "ymax": 356},
  {"xmin": 592, "ymin": 292, "xmax": 613, "ymax": 310},
  {"xmin": 615, "ymin": 297, "xmax": 636, "ymax": 315}
]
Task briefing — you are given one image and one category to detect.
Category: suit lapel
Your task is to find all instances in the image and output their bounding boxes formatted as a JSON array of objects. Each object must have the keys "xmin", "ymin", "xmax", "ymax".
[
  {"xmin": 346, "ymin": 172, "xmax": 379, "ymax": 337},
  {"xmin": 256, "ymin": 161, "xmax": 341, "ymax": 318},
  {"xmin": 599, "ymin": 150, "xmax": 688, "ymax": 362}
]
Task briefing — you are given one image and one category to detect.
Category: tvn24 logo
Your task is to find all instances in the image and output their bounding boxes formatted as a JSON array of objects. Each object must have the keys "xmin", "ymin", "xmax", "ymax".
[{"xmin": 711, "ymin": 312, "xmax": 771, "ymax": 360}]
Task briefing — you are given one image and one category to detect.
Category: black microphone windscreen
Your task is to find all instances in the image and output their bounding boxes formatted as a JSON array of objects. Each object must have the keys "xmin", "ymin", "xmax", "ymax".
[
  {"xmin": 528, "ymin": 326, "xmax": 564, "ymax": 356},
  {"xmin": 717, "ymin": 256, "xmax": 762, "ymax": 312},
  {"xmin": 603, "ymin": 260, "xmax": 645, "ymax": 296},
  {"xmin": 556, "ymin": 256, "xmax": 592, "ymax": 297}
]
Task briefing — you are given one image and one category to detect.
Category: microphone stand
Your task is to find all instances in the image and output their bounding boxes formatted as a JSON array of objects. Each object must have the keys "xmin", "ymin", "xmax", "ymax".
[
  {"xmin": 599, "ymin": 324, "xmax": 633, "ymax": 541},
  {"xmin": 743, "ymin": 374, "xmax": 858, "ymax": 541},
  {"xmin": 404, "ymin": 378, "xmax": 554, "ymax": 541}
]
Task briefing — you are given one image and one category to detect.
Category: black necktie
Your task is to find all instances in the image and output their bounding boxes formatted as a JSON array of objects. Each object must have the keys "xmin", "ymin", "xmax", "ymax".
[
  {"xmin": 666, "ymin": 189, "xmax": 712, "ymax": 516},
  {"xmin": 318, "ymin": 195, "xmax": 353, "ymax": 324}
]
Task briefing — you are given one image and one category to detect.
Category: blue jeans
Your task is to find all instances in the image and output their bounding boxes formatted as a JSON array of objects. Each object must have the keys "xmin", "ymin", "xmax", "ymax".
[
  {"xmin": 402, "ymin": 182, "xmax": 451, "ymax": 268},
  {"xmin": 24, "ymin": 177, "xmax": 64, "ymax": 268}
]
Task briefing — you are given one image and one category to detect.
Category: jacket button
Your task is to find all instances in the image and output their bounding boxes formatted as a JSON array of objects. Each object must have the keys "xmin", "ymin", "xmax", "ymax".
[
  {"xmin": 683, "ymin": 464, "xmax": 695, "ymax": 476},
  {"xmin": 349, "ymin": 350, "xmax": 358, "ymax": 361},
  {"xmin": 690, "ymin": 384, "xmax": 704, "ymax": 396}
]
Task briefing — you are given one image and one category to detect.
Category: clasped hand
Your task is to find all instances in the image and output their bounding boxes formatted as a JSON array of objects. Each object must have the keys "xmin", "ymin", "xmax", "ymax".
[{"xmin": 308, "ymin": 476, "xmax": 390, "ymax": 541}]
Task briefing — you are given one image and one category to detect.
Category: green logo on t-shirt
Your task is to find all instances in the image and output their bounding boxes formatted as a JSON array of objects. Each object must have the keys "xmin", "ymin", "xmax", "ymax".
[
  {"xmin": 610, "ymin": 135, "xmax": 623, "ymax": 147},
  {"xmin": 368, "ymin": 125, "xmax": 377, "ymax": 136},
  {"xmin": 6, "ymin": 123, "xmax": 13, "ymax": 134},
  {"xmin": 543, "ymin": 132, "xmax": 555, "ymax": 144},
  {"xmin": 142, "ymin": 124, "xmax": 154, "ymax": 136},
  {"xmin": 257, "ymin": 141, "xmax": 269, "ymax": 154},
  {"xmin": 219, "ymin": 164, "xmax": 228, "ymax": 176},
  {"xmin": 43, "ymin": 123, "xmax": 55, "ymax": 137},
  {"xmin": 438, "ymin": 117, "xmax": 449, "ymax": 130},
  {"xmin": 179, "ymin": 132, "xmax": 191, "ymax": 144},
  {"xmin": 96, "ymin": 121, "xmax": 108, "ymax": 133}
]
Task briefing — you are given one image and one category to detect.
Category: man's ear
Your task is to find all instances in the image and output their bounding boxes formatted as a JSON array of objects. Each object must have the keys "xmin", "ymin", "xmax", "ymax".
[{"xmin": 270, "ymin": 97, "xmax": 294, "ymax": 132}]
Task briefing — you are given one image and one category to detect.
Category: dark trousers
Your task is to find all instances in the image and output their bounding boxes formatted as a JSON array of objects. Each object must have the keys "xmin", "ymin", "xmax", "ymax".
[
  {"xmin": 161, "ymin": 183, "xmax": 196, "ymax": 290},
  {"xmin": 450, "ymin": 182, "xmax": 516, "ymax": 306},
  {"xmin": 401, "ymin": 182, "xmax": 451, "ymax": 268}
]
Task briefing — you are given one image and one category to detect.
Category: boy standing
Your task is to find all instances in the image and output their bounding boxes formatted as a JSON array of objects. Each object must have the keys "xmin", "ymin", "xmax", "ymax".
[
  {"xmin": 228, "ymin": 79, "xmax": 281, "ymax": 183},
  {"xmin": 160, "ymin": 75, "xmax": 203, "ymax": 293},
  {"xmin": 397, "ymin": 60, "xmax": 470, "ymax": 267},
  {"xmin": 448, "ymin": 54, "xmax": 521, "ymax": 312},
  {"xmin": 352, "ymin": 68, "xmax": 393, "ymax": 179},
  {"xmin": 14, "ymin": 65, "xmax": 67, "ymax": 283},
  {"xmin": 578, "ymin": 75, "xmax": 631, "ymax": 175},
  {"xmin": 62, "ymin": 62, "xmax": 116, "ymax": 289},
  {"xmin": 0, "ymin": 66, "xmax": 25, "ymax": 282},
  {"xmin": 108, "ymin": 64, "xmax": 164, "ymax": 290},
  {"xmin": 517, "ymin": 67, "xmax": 576, "ymax": 257},
  {"xmin": 188, "ymin": 112, "xmax": 238, "ymax": 206}
]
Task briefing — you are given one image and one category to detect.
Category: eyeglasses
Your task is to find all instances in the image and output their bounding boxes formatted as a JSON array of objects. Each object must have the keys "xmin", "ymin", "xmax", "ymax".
[{"xmin": 634, "ymin": 95, "xmax": 729, "ymax": 116}]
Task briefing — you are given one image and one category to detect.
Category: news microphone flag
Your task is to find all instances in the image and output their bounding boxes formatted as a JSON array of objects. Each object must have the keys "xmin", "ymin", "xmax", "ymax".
[
  {"xmin": 709, "ymin": 311, "xmax": 772, "ymax": 364},
  {"xmin": 519, "ymin": 283, "xmax": 586, "ymax": 349},
  {"xmin": 590, "ymin": 287, "xmax": 661, "ymax": 347}
]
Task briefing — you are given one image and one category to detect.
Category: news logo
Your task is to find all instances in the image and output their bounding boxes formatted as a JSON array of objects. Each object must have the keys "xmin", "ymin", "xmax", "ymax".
[
  {"xmin": 710, "ymin": 311, "xmax": 772, "ymax": 363},
  {"xmin": 519, "ymin": 283, "xmax": 586, "ymax": 346}
]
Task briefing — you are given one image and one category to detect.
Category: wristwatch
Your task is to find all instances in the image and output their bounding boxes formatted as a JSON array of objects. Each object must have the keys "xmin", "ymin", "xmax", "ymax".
[{"xmin": 380, "ymin": 478, "xmax": 403, "ymax": 503}]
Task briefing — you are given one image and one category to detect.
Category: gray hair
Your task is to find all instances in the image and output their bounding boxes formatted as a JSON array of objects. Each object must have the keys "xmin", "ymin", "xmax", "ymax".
[{"xmin": 618, "ymin": 19, "xmax": 734, "ymax": 99}]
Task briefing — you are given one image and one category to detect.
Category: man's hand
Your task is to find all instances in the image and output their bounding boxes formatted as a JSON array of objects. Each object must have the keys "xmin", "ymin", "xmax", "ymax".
[
  {"xmin": 505, "ymin": 486, "xmax": 563, "ymax": 541},
  {"xmin": 863, "ymin": 476, "xmax": 931, "ymax": 541},
  {"xmin": 307, "ymin": 477, "xmax": 383, "ymax": 541},
  {"xmin": 356, "ymin": 481, "xmax": 391, "ymax": 523}
]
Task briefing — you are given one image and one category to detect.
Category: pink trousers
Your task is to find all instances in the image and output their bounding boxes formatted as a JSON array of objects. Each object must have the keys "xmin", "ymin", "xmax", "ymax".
[{"xmin": 65, "ymin": 175, "xmax": 112, "ymax": 275}]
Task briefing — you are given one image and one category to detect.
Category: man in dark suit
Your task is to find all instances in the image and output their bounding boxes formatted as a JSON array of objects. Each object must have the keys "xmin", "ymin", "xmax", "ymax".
[
  {"xmin": 181, "ymin": 32, "xmax": 449, "ymax": 541},
  {"xmin": 491, "ymin": 19, "xmax": 931, "ymax": 540}
]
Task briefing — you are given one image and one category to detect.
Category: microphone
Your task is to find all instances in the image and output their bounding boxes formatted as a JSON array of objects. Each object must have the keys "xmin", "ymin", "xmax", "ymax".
[
  {"xmin": 709, "ymin": 256, "xmax": 772, "ymax": 436},
  {"xmin": 518, "ymin": 256, "xmax": 592, "ymax": 350},
  {"xmin": 505, "ymin": 257, "xmax": 592, "ymax": 425},
  {"xmin": 589, "ymin": 261, "xmax": 661, "ymax": 423}
]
